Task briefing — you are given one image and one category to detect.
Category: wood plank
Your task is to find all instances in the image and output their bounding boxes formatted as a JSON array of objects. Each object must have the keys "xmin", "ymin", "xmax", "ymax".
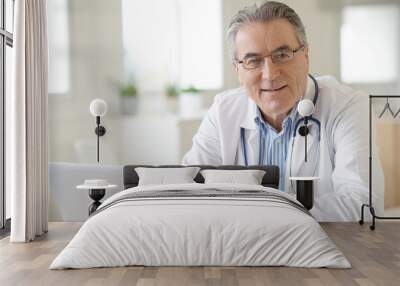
[{"xmin": 0, "ymin": 222, "xmax": 399, "ymax": 286}]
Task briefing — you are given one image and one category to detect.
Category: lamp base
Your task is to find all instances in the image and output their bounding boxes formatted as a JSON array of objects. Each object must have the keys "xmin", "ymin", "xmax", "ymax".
[
  {"xmin": 295, "ymin": 180, "xmax": 314, "ymax": 210},
  {"xmin": 88, "ymin": 188, "xmax": 105, "ymax": 215},
  {"xmin": 289, "ymin": 177, "xmax": 318, "ymax": 210}
]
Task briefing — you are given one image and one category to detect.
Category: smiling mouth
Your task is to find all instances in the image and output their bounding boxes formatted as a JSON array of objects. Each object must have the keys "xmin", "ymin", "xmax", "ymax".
[{"xmin": 261, "ymin": 85, "xmax": 287, "ymax": 92}]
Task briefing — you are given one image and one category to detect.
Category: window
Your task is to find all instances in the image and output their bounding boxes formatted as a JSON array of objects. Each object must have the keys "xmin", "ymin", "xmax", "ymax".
[
  {"xmin": 179, "ymin": 0, "xmax": 223, "ymax": 89},
  {"xmin": 5, "ymin": 0, "xmax": 13, "ymax": 33},
  {"xmin": 121, "ymin": 0, "xmax": 223, "ymax": 91},
  {"xmin": 1, "ymin": 0, "xmax": 14, "ymax": 233},
  {"xmin": 341, "ymin": 4, "xmax": 400, "ymax": 84},
  {"xmin": 47, "ymin": 0, "xmax": 70, "ymax": 95}
]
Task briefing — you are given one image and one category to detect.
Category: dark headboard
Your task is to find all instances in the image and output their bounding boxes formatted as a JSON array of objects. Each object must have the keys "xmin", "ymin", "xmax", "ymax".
[{"xmin": 123, "ymin": 165, "xmax": 279, "ymax": 189}]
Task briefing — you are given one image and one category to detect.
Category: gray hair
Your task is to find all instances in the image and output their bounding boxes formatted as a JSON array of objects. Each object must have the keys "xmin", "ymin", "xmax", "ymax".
[{"xmin": 227, "ymin": 1, "xmax": 308, "ymax": 63}]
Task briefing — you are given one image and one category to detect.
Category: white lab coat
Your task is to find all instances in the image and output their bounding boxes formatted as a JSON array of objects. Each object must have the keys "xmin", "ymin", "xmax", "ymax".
[{"xmin": 182, "ymin": 76, "xmax": 384, "ymax": 221}]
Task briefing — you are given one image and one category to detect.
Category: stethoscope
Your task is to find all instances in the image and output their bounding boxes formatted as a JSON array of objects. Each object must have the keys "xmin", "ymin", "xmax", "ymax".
[{"xmin": 240, "ymin": 74, "xmax": 321, "ymax": 182}]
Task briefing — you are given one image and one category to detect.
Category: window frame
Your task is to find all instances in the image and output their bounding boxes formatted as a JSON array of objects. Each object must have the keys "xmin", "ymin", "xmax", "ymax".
[{"xmin": 0, "ymin": 0, "xmax": 14, "ymax": 233}]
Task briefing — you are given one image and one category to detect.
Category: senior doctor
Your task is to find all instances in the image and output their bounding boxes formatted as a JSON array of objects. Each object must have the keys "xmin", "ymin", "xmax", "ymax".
[{"xmin": 182, "ymin": 1, "xmax": 383, "ymax": 221}]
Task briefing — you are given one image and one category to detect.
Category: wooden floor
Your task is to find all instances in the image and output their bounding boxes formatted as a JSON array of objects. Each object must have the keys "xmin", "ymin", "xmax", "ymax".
[{"xmin": 0, "ymin": 222, "xmax": 399, "ymax": 286}]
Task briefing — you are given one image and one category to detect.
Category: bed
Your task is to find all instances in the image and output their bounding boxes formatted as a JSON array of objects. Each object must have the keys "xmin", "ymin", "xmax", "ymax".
[{"xmin": 50, "ymin": 165, "xmax": 350, "ymax": 269}]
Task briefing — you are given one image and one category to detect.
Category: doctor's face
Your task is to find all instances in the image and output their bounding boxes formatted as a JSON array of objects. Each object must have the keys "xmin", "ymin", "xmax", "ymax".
[{"xmin": 234, "ymin": 19, "xmax": 309, "ymax": 120}]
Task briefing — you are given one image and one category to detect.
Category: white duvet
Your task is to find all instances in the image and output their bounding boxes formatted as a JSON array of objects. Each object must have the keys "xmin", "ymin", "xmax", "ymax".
[{"xmin": 50, "ymin": 183, "xmax": 350, "ymax": 269}]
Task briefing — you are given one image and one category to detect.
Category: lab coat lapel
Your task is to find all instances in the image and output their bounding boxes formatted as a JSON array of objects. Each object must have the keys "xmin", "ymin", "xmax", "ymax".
[
  {"xmin": 244, "ymin": 128, "xmax": 259, "ymax": 165},
  {"xmin": 238, "ymin": 96, "xmax": 259, "ymax": 165}
]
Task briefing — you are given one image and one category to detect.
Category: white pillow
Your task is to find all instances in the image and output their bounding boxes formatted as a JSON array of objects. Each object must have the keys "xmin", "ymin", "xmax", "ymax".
[
  {"xmin": 135, "ymin": 167, "xmax": 200, "ymax": 186},
  {"xmin": 200, "ymin": 169, "xmax": 266, "ymax": 185}
]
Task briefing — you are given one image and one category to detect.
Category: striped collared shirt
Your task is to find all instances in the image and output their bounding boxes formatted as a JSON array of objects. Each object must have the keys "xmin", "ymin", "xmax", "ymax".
[{"xmin": 254, "ymin": 104, "xmax": 298, "ymax": 191}]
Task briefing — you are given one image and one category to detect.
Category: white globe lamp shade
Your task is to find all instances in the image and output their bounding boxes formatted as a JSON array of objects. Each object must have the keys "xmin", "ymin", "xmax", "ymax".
[{"xmin": 90, "ymin": 99, "xmax": 107, "ymax": 117}]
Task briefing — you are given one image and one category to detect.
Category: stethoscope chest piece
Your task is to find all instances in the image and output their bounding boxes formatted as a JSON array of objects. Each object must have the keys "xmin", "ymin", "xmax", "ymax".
[{"xmin": 298, "ymin": 125, "xmax": 309, "ymax": 136}]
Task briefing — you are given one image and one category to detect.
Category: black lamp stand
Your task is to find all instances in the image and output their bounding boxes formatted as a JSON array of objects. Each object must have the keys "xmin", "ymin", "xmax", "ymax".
[
  {"xmin": 94, "ymin": 116, "xmax": 106, "ymax": 162},
  {"xmin": 88, "ymin": 189, "xmax": 106, "ymax": 215},
  {"xmin": 296, "ymin": 180, "xmax": 314, "ymax": 210}
]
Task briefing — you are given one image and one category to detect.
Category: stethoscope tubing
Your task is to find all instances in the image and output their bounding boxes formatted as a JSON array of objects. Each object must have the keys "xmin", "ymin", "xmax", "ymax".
[{"xmin": 241, "ymin": 74, "xmax": 321, "ymax": 169}]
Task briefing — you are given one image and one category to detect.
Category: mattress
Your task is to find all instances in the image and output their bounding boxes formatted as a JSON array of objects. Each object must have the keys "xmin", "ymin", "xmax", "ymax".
[{"xmin": 50, "ymin": 183, "xmax": 350, "ymax": 269}]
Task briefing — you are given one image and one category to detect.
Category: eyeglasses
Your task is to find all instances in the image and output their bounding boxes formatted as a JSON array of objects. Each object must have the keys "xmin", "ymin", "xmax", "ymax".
[{"xmin": 236, "ymin": 45, "xmax": 305, "ymax": 70}]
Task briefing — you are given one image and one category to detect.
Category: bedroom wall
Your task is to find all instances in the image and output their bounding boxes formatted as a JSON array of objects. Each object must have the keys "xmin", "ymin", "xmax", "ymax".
[{"xmin": 47, "ymin": 0, "xmax": 397, "ymax": 221}]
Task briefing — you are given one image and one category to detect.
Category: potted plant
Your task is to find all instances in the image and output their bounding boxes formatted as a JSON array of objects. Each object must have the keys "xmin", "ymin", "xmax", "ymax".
[
  {"xmin": 119, "ymin": 81, "xmax": 138, "ymax": 115},
  {"xmin": 165, "ymin": 83, "xmax": 180, "ymax": 98},
  {"xmin": 164, "ymin": 83, "xmax": 180, "ymax": 113},
  {"xmin": 179, "ymin": 85, "xmax": 203, "ymax": 116}
]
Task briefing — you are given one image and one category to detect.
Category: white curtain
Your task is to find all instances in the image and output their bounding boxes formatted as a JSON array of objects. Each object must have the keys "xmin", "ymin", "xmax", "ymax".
[{"xmin": 8, "ymin": 0, "xmax": 48, "ymax": 242}]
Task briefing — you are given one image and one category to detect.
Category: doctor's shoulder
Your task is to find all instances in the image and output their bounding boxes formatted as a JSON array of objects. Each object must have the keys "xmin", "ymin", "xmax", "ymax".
[
  {"xmin": 316, "ymin": 75, "xmax": 368, "ymax": 115},
  {"xmin": 212, "ymin": 86, "xmax": 248, "ymax": 106},
  {"xmin": 209, "ymin": 87, "xmax": 249, "ymax": 115}
]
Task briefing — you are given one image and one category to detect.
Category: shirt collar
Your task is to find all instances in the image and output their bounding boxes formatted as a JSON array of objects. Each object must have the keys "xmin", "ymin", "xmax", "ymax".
[{"xmin": 254, "ymin": 102, "xmax": 297, "ymax": 135}]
